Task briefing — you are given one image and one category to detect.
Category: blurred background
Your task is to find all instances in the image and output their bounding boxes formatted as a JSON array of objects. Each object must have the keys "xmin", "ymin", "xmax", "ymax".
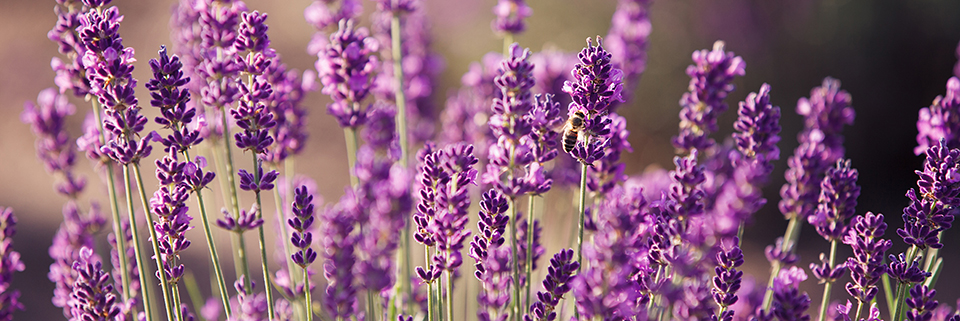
[{"xmin": 2, "ymin": 0, "xmax": 960, "ymax": 319}]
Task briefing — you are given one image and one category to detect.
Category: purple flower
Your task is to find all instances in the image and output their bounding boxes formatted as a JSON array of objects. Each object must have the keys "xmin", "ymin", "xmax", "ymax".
[
  {"xmin": 906, "ymin": 285, "xmax": 939, "ymax": 321},
  {"xmin": 915, "ymin": 77, "xmax": 960, "ymax": 155},
  {"xmin": 263, "ymin": 62, "xmax": 314, "ymax": 164},
  {"xmin": 770, "ymin": 266, "xmax": 811, "ymax": 321},
  {"xmin": 217, "ymin": 206, "xmax": 264, "ymax": 233},
  {"xmin": 49, "ymin": 203, "xmax": 106, "ymax": 317},
  {"xmin": 887, "ymin": 253, "xmax": 930, "ymax": 285},
  {"xmin": 605, "ymin": 0, "xmax": 652, "ymax": 110},
  {"xmin": 586, "ymin": 113, "xmax": 631, "ymax": 199},
  {"xmin": 809, "ymin": 252, "xmax": 846, "ymax": 284},
  {"xmin": 108, "ymin": 219, "xmax": 139, "ymax": 315},
  {"xmin": 304, "ymin": 0, "xmax": 363, "ymax": 55},
  {"xmin": 233, "ymin": 276, "xmax": 269, "ymax": 321},
  {"xmin": 835, "ymin": 301, "xmax": 883, "ymax": 321},
  {"xmin": 69, "ymin": 247, "xmax": 122, "ymax": 321},
  {"xmin": 289, "ymin": 186, "xmax": 317, "ymax": 268},
  {"xmin": 235, "ymin": 11, "xmax": 275, "ymax": 74},
  {"xmin": 238, "ymin": 166, "xmax": 279, "ymax": 192},
  {"xmin": 22, "ymin": 89, "xmax": 86, "ymax": 198},
  {"xmin": 317, "ymin": 19, "xmax": 380, "ymax": 128},
  {"xmin": 764, "ymin": 237, "xmax": 799, "ymax": 267},
  {"xmin": 667, "ymin": 152, "xmax": 707, "ymax": 222},
  {"xmin": 899, "ymin": 139, "xmax": 959, "ymax": 249},
  {"xmin": 147, "ymin": 46, "xmax": 204, "ymax": 155},
  {"xmin": 797, "ymin": 77, "xmax": 855, "ymax": 163},
  {"xmin": 492, "ymin": 0, "xmax": 532, "ymax": 35},
  {"xmin": 712, "ymin": 238, "xmax": 744, "ymax": 320},
  {"xmin": 49, "ymin": 0, "xmax": 91, "ymax": 96},
  {"xmin": 490, "ymin": 44, "xmax": 535, "ymax": 141},
  {"xmin": 516, "ymin": 218, "xmax": 543, "ymax": 289},
  {"xmin": 842, "ymin": 212, "xmax": 891, "ymax": 303},
  {"xmin": 0, "ymin": 207, "xmax": 24, "ymax": 320},
  {"xmin": 673, "ymin": 41, "xmax": 745, "ymax": 154},
  {"xmin": 355, "ymin": 148, "xmax": 412, "ymax": 294},
  {"xmin": 563, "ymin": 37, "xmax": 624, "ymax": 116},
  {"xmin": 809, "ymin": 159, "xmax": 860, "ymax": 242},
  {"xmin": 470, "ymin": 189, "xmax": 511, "ymax": 321},
  {"xmin": 195, "ymin": 0, "xmax": 245, "ymax": 123},
  {"xmin": 733, "ymin": 83, "xmax": 782, "ymax": 166},
  {"xmin": 525, "ymin": 249, "xmax": 578, "ymax": 321},
  {"xmin": 149, "ymin": 158, "xmax": 194, "ymax": 283},
  {"xmin": 321, "ymin": 192, "xmax": 361, "ymax": 319}
]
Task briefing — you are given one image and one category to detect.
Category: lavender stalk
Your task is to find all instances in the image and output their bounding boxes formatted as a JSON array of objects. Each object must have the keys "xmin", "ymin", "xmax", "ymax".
[{"xmin": 0, "ymin": 207, "xmax": 24, "ymax": 320}]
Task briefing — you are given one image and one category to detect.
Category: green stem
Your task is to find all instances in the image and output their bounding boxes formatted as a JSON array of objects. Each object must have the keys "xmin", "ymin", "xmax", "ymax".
[
  {"xmin": 509, "ymin": 197, "xmax": 521, "ymax": 321},
  {"xmin": 893, "ymin": 246, "xmax": 920, "ymax": 321},
  {"xmin": 367, "ymin": 290, "xmax": 377, "ymax": 321},
  {"xmin": 183, "ymin": 271, "xmax": 206, "ymax": 321},
  {"xmin": 524, "ymin": 194, "xmax": 535, "ymax": 311},
  {"xmin": 503, "ymin": 33, "xmax": 514, "ymax": 56},
  {"xmin": 220, "ymin": 107, "xmax": 252, "ymax": 292},
  {"xmin": 304, "ymin": 266, "xmax": 313, "ymax": 321},
  {"xmin": 344, "ymin": 127, "xmax": 360, "ymax": 187},
  {"xmin": 425, "ymin": 245, "xmax": 434, "ymax": 321},
  {"xmin": 185, "ymin": 149, "xmax": 232, "ymax": 318},
  {"xmin": 121, "ymin": 165, "xmax": 155, "ymax": 321},
  {"xmin": 882, "ymin": 271, "xmax": 895, "ymax": 321},
  {"xmin": 854, "ymin": 300, "xmax": 864, "ymax": 321},
  {"xmin": 251, "ymin": 153, "xmax": 276, "ymax": 319},
  {"xmin": 816, "ymin": 240, "xmax": 838, "ymax": 321},
  {"xmin": 574, "ymin": 162, "xmax": 588, "ymax": 321},
  {"xmin": 89, "ymin": 101, "xmax": 131, "ymax": 308},
  {"xmin": 390, "ymin": 11, "xmax": 414, "ymax": 314},
  {"xmin": 446, "ymin": 270, "xmax": 454, "ymax": 321},
  {"xmin": 131, "ymin": 164, "xmax": 177, "ymax": 320},
  {"xmin": 762, "ymin": 216, "xmax": 801, "ymax": 310}
]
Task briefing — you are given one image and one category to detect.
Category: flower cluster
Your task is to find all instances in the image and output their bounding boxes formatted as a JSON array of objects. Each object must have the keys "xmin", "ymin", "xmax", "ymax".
[
  {"xmin": 563, "ymin": 37, "xmax": 623, "ymax": 164},
  {"xmin": 769, "ymin": 267, "xmax": 811, "ymax": 321},
  {"xmin": 899, "ymin": 139, "xmax": 959, "ymax": 249},
  {"xmin": 69, "ymin": 247, "xmax": 122, "ymax": 321},
  {"xmin": 321, "ymin": 192, "xmax": 361, "ymax": 319},
  {"xmin": 673, "ymin": 41, "xmax": 745, "ymax": 155},
  {"xmin": 150, "ymin": 159, "xmax": 194, "ymax": 284},
  {"xmin": 318, "ymin": 19, "xmax": 380, "ymax": 128},
  {"xmin": 809, "ymin": 159, "xmax": 860, "ymax": 242},
  {"xmin": 492, "ymin": 0, "xmax": 532, "ymax": 35},
  {"xmin": 842, "ymin": 212, "xmax": 891, "ymax": 304},
  {"xmin": 49, "ymin": 0, "xmax": 91, "ymax": 97},
  {"xmin": 711, "ymin": 238, "xmax": 744, "ymax": 321},
  {"xmin": 289, "ymin": 186, "xmax": 317, "ymax": 268},
  {"xmin": 524, "ymin": 249, "xmax": 577, "ymax": 321},
  {"xmin": 605, "ymin": 0, "xmax": 652, "ymax": 108},
  {"xmin": 146, "ymin": 46, "xmax": 203, "ymax": 155},
  {"xmin": 0, "ymin": 208, "xmax": 23, "ymax": 320},
  {"xmin": 305, "ymin": 0, "xmax": 362, "ymax": 55},
  {"xmin": 470, "ymin": 189, "xmax": 511, "ymax": 321},
  {"xmin": 22, "ymin": 89, "xmax": 85, "ymax": 198},
  {"xmin": 915, "ymin": 77, "xmax": 960, "ymax": 154}
]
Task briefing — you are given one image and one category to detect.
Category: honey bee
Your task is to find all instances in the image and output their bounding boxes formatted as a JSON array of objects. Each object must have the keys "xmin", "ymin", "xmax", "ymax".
[{"xmin": 561, "ymin": 111, "xmax": 587, "ymax": 153}]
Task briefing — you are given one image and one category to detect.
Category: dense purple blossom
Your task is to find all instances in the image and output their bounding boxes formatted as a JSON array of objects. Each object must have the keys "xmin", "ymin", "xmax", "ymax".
[
  {"xmin": 916, "ymin": 77, "xmax": 960, "ymax": 154},
  {"xmin": 470, "ymin": 189, "xmax": 511, "ymax": 321},
  {"xmin": 711, "ymin": 238, "xmax": 744, "ymax": 321},
  {"xmin": 906, "ymin": 285, "xmax": 940, "ymax": 321},
  {"xmin": 524, "ymin": 249, "xmax": 577, "ymax": 321},
  {"xmin": 887, "ymin": 253, "xmax": 930, "ymax": 285},
  {"xmin": 586, "ymin": 113, "xmax": 631, "ymax": 199},
  {"xmin": 217, "ymin": 206, "xmax": 264, "ymax": 233},
  {"xmin": 232, "ymin": 276, "xmax": 269, "ymax": 321},
  {"xmin": 899, "ymin": 139, "xmax": 959, "ymax": 249},
  {"xmin": 49, "ymin": 203, "xmax": 106, "ymax": 317},
  {"xmin": 564, "ymin": 37, "xmax": 624, "ymax": 116},
  {"xmin": 317, "ymin": 19, "xmax": 380, "ymax": 128},
  {"xmin": 530, "ymin": 48, "xmax": 575, "ymax": 111},
  {"xmin": 288, "ymin": 186, "xmax": 317, "ymax": 267},
  {"xmin": 0, "ymin": 208, "xmax": 23, "ymax": 320},
  {"xmin": 354, "ymin": 147, "xmax": 412, "ymax": 294},
  {"xmin": 842, "ymin": 212, "xmax": 891, "ymax": 303},
  {"xmin": 22, "ymin": 89, "xmax": 86, "ymax": 198},
  {"xmin": 69, "ymin": 247, "xmax": 122, "ymax": 321},
  {"xmin": 573, "ymin": 183, "xmax": 647, "ymax": 319},
  {"xmin": 605, "ymin": 0, "xmax": 652, "ymax": 110},
  {"xmin": 305, "ymin": 0, "xmax": 362, "ymax": 55},
  {"xmin": 147, "ymin": 46, "xmax": 205, "ymax": 155},
  {"xmin": 809, "ymin": 159, "xmax": 860, "ymax": 242},
  {"xmin": 492, "ymin": 0, "xmax": 532, "ymax": 35},
  {"xmin": 733, "ymin": 84, "xmax": 782, "ymax": 166},
  {"xmin": 673, "ymin": 41, "xmax": 745, "ymax": 154},
  {"xmin": 770, "ymin": 266, "xmax": 811, "ymax": 321},
  {"xmin": 149, "ymin": 157, "xmax": 194, "ymax": 284},
  {"xmin": 263, "ymin": 60, "xmax": 314, "ymax": 164},
  {"xmin": 321, "ymin": 192, "xmax": 361, "ymax": 320},
  {"xmin": 49, "ymin": 0, "xmax": 91, "ymax": 97}
]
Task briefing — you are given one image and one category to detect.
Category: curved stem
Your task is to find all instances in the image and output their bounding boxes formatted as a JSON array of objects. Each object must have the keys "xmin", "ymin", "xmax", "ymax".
[
  {"xmin": 251, "ymin": 154, "xmax": 276, "ymax": 319},
  {"xmin": 185, "ymin": 149, "xmax": 232, "ymax": 318},
  {"xmin": 131, "ymin": 164, "xmax": 177, "ymax": 320},
  {"xmin": 89, "ymin": 101, "xmax": 131, "ymax": 307},
  {"xmin": 220, "ymin": 107, "xmax": 252, "ymax": 292},
  {"xmin": 524, "ymin": 194, "xmax": 536, "ymax": 311},
  {"xmin": 574, "ymin": 162, "xmax": 588, "ymax": 321},
  {"xmin": 762, "ymin": 216, "xmax": 801, "ymax": 310},
  {"xmin": 816, "ymin": 240, "xmax": 838, "ymax": 321},
  {"xmin": 121, "ymin": 165, "xmax": 155, "ymax": 321}
]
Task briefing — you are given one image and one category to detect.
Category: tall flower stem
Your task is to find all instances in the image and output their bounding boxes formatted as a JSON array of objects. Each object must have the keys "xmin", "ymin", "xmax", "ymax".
[
  {"xmin": 119, "ymin": 163, "xmax": 155, "ymax": 321},
  {"xmin": 509, "ymin": 197, "xmax": 521, "ymax": 321},
  {"xmin": 574, "ymin": 162, "xmax": 588, "ymax": 321},
  {"xmin": 524, "ymin": 194, "xmax": 535, "ymax": 309},
  {"xmin": 892, "ymin": 245, "xmax": 920, "ymax": 321},
  {"xmin": 425, "ymin": 245, "xmax": 434, "ymax": 321},
  {"xmin": 183, "ymin": 149, "xmax": 232, "ymax": 317},
  {"xmin": 762, "ymin": 215, "xmax": 801, "ymax": 309},
  {"xmin": 304, "ymin": 266, "xmax": 313, "ymax": 321},
  {"xmin": 816, "ymin": 240, "xmax": 838, "ymax": 321},
  {"xmin": 130, "ymin": 164, "xmax": 176, "ymax": 320},
  {"xmin": 271, "ymin": 169, "xmax": 300, "ymax": 286},
  {"xmin": 390, "ymin": 11, "xmax": 414, "ymax": 312},
  {"xmin": 344, "ymin": 127, "xmax": 360, "ymax": 187},
  {"xmin": 221, "ymin": 108, "xmax": 253, "ymax": 292},
  {"xmin": 251, "ymin": 153, "xmax": 276, "ymax": 318},
  {"xmin": 503, "ymin": 33, "xmax": 514, "ymax": 57},
  {"xmin": 89, "ymin": 101, "xmax": 131, "ymax": 305},
  {"xmin": 445, "ymin": 270, "xmax": 454, "ymax": 321}
]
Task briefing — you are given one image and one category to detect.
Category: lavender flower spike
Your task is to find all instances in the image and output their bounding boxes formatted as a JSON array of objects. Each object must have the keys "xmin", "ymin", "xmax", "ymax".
[
  {"xmin": 563, "ymin": 37, "xmax": 623, "ymax": 164},
  {"xmin": 915, "ymin": 77, "xmax": 960, "ymax": 154},
  {"xmin": 0, "ymin": 207, "xmax": 24, "ymax": 320},
  {"xmin": 712, "ymin": 238, "xmax": 744, "ymax": 321},
  {"xmin": 322, "ymin": 192, "xmax": 361, "ymax": 320},
  {"xmin": 809, "ymin": 159, "xmax": 860, "ymax": 242},
  {"xmin": 317, "ymin": 19, "xmax": 380, "ymax": 129},
  {"xmin": 674, "ymin": 40, "xmax": 746, "ymax": 154},
  {"xmin": 605, "ymin": 0, "xmax": 652, "ymax": 110},
  {"xmin": 525, "ymin": 249, "xmax": 578, "ymax": 321},
  {"xmin": 470, "ymin": 189, "xmax": 511, "ymax": 321},
  {"xmin": 493, "ymin": 0, "xmax": 532, "ymax": 35},
  {"xmin": 899, "ymin": 138, "xmax": 960, "ymax": 250},
  {"xmin": 70, "ymin": 247, "xmax": 122, "ymax": 321},
  {"xmin": 842, "ymin": 212, "xmax": 891, "ymax": 304},
  {"xmin": 906, "ymin": 285, "xmax": 939, "ymax": 321},
  {"xmin": 770, "ymin": 266, "xmax": 811, "ymax": 321}
]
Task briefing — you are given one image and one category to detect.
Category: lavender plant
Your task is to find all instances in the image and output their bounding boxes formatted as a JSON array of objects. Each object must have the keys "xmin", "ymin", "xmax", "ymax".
[{"xmin": 20, "ymin": 1, "xmax": 960, "ymax": 321}]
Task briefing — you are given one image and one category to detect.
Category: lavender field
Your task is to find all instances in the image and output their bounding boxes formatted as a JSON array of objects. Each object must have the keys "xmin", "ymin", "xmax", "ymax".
[{"xmin": 1, "ymin": 0, "xmax": 960, "ymax": 320}]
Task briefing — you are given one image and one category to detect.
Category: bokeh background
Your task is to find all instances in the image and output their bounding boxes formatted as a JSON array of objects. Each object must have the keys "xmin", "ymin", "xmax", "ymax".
[{"xmin": 2, "ymin": 0, "xmax": 960, "ymax": 319}]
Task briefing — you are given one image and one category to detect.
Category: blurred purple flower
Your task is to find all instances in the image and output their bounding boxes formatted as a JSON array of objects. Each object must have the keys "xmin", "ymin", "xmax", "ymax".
[
  {"xmin": 321, "ymin": 192, "xmax": 361, "ymax": 319},
  {"xmin": 770, "ymin": 266, "xmax": 811, "ymax": 321},
  {"xmin": 809, "ymin": 159, "xmax": 860, "ymax": 242},
  {"xmin": 0, "ymin": 208, "xmax": 24, "ymax": 320},
  {"xmin": 49, "ymin": 203, "xmax": 106, "ymax": 317},
  {"xmin": 916, "ymin": 77, "xmax": 960, "ymax": 155},
  {"xmin": 899, "ymin": 139, "xmax": 959, "ymax": 249},
  {"xmin": 674, "ymin": 41, "xmax": 745, "ymax": 154},
  {"xmin": 22, "ymin": 89, "xmax": 86, "ymax": 198},
  {"xmin": 605, "ymin": 0, "xmax": 652, "ymax": 110},
  {"xmin": 906, "ymin": 285, "xmax": 939, "ymax": 321},
  {"xmin": 305, "ymin": 0, "xmax": 362, "ymax": 55},
  {"xmin": 796, "ymin": 77, "xmax": 855, "ymax": 162},
  {"xmin": 492, "ymin": 0, "xmax": 532, "ymax": 35},
  {"xmin": 470, "ymin": 189, "xmax": 511, "ymax": 321},
  {"xmin": 317, "ymin": 19, "xmax": 380, "ymax": 129}
]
